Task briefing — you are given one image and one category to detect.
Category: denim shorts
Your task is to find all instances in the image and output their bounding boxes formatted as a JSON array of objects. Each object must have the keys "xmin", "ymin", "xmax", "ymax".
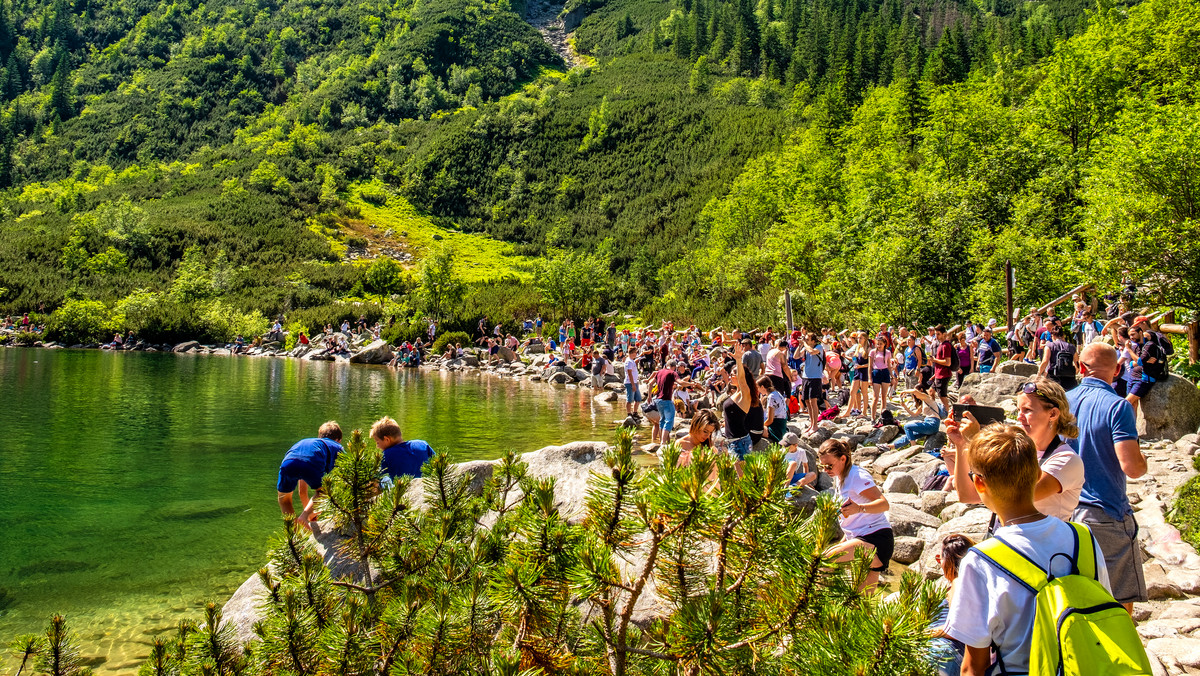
[
  {"xmin": 871, "ymin": 368, "xmax": 891, "ymax": 384},
  {"xmin": 728, "ymin": 435, "xmax": 752, "ymax": 459},
  {"xmin": 625, "ymin": 382, "xmax": 642, "ymax": 403}
]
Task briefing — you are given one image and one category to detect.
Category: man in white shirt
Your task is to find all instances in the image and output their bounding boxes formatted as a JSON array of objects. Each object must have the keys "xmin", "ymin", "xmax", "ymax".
[{"xmin": 622, "ymin": 350, "xmax": 641, "ymax": 416}]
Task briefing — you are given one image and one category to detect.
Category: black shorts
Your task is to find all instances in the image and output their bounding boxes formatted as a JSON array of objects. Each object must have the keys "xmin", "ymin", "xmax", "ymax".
[
  {"xmin": 931, "ymin": 377, "xmax": 950, "ymax": 397},
  {"xmin": 802, "ymin": 378, "xmax": 822, "ymax": 402},
  {"xmin": 858, "ymin": 527, "xmax": 895, "ymax": 572},
  {"xmin": 769, "ymin": 375, "xmax": 790, "ymax": 398}
]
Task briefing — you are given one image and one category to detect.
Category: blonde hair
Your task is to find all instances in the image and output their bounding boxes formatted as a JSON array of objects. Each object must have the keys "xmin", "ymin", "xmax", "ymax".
[
  {"xmin": 370, "ymin": 416, "xmax": 402, "ymax": 441},
  {"xmin": 1023, "ymin": 376, "xmax": 1079, "ymax": 439},
  {"xmin": 967, "ymin": 425, "xmax": 1040, "ymax": 505}
]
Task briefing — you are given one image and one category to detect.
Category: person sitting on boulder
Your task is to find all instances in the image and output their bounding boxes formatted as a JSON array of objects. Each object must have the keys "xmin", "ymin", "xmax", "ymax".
[
  {"xmin": 876, "ymin": 388, "xmax": 947, "ymax": 456},
  {"xmin": 781, "ymin": 432, "xmax": 817, "ymax": 491},
  {"xmin": 276, "ymin": 421, "xmax": 344, "ymax": 531},
  {"xmin": 373, "ymin": 416, "xmax": 434, "ymax": 484}
]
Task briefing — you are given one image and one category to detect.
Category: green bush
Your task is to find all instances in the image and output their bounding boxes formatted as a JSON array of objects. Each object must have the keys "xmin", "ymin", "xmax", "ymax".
[
  {"xmin": 432, "ymin": 330, "xmax": 471, "ymax": 353},
  {"xmin": 46, "ymin": 300, "xmax": 119, "ymax": 345}
]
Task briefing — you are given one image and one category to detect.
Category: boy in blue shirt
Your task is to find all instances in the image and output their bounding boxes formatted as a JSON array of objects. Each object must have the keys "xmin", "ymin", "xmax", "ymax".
[
  {"xmin": 276, "ymin": 421, "xmax": 343, "ymax": 530},
  {"xmin": 372, "ymin": 416, "xmax": 434, "ymax": 483}
]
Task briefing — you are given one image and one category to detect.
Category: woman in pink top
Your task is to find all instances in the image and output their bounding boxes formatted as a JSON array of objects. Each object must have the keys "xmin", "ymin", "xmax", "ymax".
[{"xmin": 867, "ymin": 337, "xmax": 894, "ymax": 422}]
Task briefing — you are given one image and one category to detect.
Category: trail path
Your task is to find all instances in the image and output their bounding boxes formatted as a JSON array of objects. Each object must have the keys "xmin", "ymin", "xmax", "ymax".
[{"xmin": 525, "ymin": 0, "xmax": 584, "ymax": 69}]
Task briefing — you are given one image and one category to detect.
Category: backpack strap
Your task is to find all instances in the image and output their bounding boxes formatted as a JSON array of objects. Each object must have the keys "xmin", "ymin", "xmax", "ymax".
[
  {"xmin": 1069, "ymin": 521, "xmax": 1097, "ymax": 581},
  {"xmin": 972, "ymin": 536, "xmax": 1050, "ymax": 594}
]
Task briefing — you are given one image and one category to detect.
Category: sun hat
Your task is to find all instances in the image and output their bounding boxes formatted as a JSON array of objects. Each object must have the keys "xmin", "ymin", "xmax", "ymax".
[{"xmin": 781, "ymin": 432, "xmax": 801, "ymax": 446}]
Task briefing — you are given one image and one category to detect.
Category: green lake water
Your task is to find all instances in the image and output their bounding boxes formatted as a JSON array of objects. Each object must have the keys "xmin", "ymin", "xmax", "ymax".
[{"xmin": 0, "ymin": 348, "xmax": 608, "ymax": 674}]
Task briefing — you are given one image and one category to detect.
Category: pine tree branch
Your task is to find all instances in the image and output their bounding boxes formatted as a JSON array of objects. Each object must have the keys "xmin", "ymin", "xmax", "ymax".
[
  {"xmin": 330, "ymin": 579, "xmax": 394, "ymax": 594},
  {"xmin": 624, "ymin": 646, "xmax": 676, "ymax": 660}
]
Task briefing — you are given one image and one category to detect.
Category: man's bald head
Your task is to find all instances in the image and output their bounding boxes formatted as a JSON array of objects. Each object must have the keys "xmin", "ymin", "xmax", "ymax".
[{"xmin": 1080, "ymin": 343, "xmax": 1119, "ymax": 382}]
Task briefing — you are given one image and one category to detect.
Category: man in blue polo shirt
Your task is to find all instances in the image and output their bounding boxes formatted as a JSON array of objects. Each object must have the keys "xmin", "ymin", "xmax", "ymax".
[
  {"xmin": 276, "ymin": 421, "xmax": 343, "ymax": 530},
  {"xmin": 1068, "ymin": 342, "xmax": 1148, "ymax": 613},
  {"xmin": 371, "ymin": 416, "xmax": 434, "ymax": 483}
]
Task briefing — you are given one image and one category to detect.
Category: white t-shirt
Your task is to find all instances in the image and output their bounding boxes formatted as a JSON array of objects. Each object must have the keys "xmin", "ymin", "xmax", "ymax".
[
  {"xmin": 623, "ymin": 357, "xmax": 639, "ymax": 382},
  {"xmin": 1035, "ymin": 442, "xmax": 1085, "ymax": 522},
  {"xmin": 767, "ymin": 391, "xmax": 788, "ymax": 419},
  {"xmin": 946, "ymin": 516, "xmax": 1110, "ymax": 673},
  {"xmin": 784, "ymin": 448, "xmax": 808, "ymax": 481},
  {"xmin": 835, "ymin": 465, "xmax": 891, "ymax": 538}
]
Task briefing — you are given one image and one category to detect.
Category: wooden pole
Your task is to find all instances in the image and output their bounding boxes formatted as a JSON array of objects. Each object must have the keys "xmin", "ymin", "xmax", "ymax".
[
  {"xmin": 1005, "ymin": 260, "xmax": 1014, "ymax": 336},
  {"xmin": 1037, "ymin": 283, "xmax": 1094, "ymax": 316},
  {"xmin": 785, "ymin": 291, "xmax": 794, "ymax": 332},
  {"xmin": 1189, "ymin": 321, "xmax": 1199, "ymax": 365}
]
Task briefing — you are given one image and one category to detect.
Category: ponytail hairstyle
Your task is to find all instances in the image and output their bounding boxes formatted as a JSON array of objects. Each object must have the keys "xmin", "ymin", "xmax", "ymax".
[{"xmin": 818, "ymin": 438, "xmax": 854, "ymax": 481}]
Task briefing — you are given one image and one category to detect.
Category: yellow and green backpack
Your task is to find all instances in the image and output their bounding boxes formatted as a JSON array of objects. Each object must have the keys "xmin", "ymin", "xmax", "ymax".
[{"xmin": 971, "ymin": 521, "xmax": 1153, "ymax": 676}]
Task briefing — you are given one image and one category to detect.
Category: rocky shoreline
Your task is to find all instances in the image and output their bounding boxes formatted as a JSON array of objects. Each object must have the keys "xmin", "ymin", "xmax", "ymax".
[{"xmin": 219, "ymin": 363, "xmax": 1200, "ymax": 673}]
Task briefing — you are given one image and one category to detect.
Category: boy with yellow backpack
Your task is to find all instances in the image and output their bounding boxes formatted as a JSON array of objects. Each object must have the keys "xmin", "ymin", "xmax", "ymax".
[{"xmin": 945, "ymin": 424, "xmax": 1152, "ymax": 675}]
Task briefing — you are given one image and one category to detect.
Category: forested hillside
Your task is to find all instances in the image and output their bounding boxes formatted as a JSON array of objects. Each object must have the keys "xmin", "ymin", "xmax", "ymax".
[{"xmin": 0, "ymin": 0, "xmax": 1196, "ymax": 342}]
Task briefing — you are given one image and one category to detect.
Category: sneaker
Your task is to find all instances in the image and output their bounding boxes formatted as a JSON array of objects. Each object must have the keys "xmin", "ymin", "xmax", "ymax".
[{"xmin": 877, "ymin": 442, "xmax": 894, "ymax": 452}]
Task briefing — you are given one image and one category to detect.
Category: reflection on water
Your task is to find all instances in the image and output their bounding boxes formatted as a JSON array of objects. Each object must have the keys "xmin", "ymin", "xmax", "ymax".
[{"xmin": 0, "ymin": 348, "xmax": 612, "ymax": 674}]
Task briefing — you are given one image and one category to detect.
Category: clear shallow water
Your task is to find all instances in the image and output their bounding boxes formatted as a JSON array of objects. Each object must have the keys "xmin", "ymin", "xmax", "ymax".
[{"xmin": 0, "ymin": 348, "xmax": 608, "ymax": 674}]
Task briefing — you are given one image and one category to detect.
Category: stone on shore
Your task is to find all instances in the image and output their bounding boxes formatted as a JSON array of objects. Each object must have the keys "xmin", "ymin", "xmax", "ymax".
[
  {"xmin": 1138, "ymin": 376, "xmax": 1200, "ymax": 441},
  {"xmin": 892, "ymin": 536, "xmax": 925, "ymax": 565},
  {"xmin": 882, "ymin": 472, "xmax": 918, "ymax": 495},
  {"xmin": 349, "ymin": 339, "xmax": 394, "ymax": 364},
  {"xmin": 173, "ymin": 340, "xmax": 199, "ymax": 353},
  {"xmin": 959, "ymin": 373, "xmax": 1027, "ymax": 406},
  {"xmin": 995, "ymin": 360, "xmax": 1038, "ymax": 377}
]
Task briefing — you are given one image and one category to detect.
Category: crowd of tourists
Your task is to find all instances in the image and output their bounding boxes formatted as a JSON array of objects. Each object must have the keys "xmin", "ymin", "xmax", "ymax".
[
  {"xmin": 485, "ymin": 293, "xmax": 1163, "ymax": 675},
  {"xmin": 1, "ymin": 313, "xmax": 44, "ymax": 334}
]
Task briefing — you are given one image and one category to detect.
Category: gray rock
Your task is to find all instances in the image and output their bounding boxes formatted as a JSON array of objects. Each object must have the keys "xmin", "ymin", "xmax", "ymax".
[
  {"xmin": 908, "ymin": 458, "xmax": 943, "ymax": 489},
  {"xmin": 916, "ymin": 508, "xmax": 994, "ymax": 578},
  {"xmin": 497, "ymin": 346, "xmax": 518, "ymax": 363},
  {"xmin": 173, "ymin": 340, "xmax": 199, "ymax": 353},
  {"xmin": 923, "ymin": 431, "xmax": 948, "ymax": 452},
  {"xmin": 594, "ymin": 391, "xmax": 618, "ymax": 405},
  {"xmin": 1147, "ymin": 637, "xmax": 1200, "ymax": 671},
  {"xmin": 461, "ymin": 354, "xmax": 480, "ymax": 367},
  {"xmin": 892, "ymin": 536, "xmax": 925, "ymax": 565},
  {"xmin": 574, "ymin": 369, "xmax": 592, "ymax": 382},
  {"xmin": 221, "ymin": 571, "xmax": 267, "ymax": 644},
  {"xmin": 349, "ymin": 339, "xmax": 394, "ymax": 364},
  {"xmin": 1160, "ymin": 601, "xmax": 1200, "ymax": 620},
  {"xmin": 887, "ymin": 503, "xmax": 942, "ymax": 537},
  {"xmin": 1146, "ymin": 562, "xmax": 1187, "ymax": 600},
  {"xmin": 882, "ymin": 472, "xmax": 918, "ymax": 495},
  {"xmin": 874, "ymin": 446, "xmax": 922, "ymax": 473},
  {"xmin": 549, "ymin": 372, "xmax": 572, "ymax": 384},
  {"xmin": 1138, "ymin": 375, "xmax": 1200, "ymax": 441},
  {"xmin": 959, "ymin": 373, "xmax": 1027, "ymax": 406},
  {"xmin": 920, "ymin": 491, "xmax": 950, "ymax": 517},
  {"xmin": 523, "ymin": 343, "xmax": 546, "ymax": 355},
  {"xmin": 865, "ymin": 425, "xmax": 902, "ymax": 445},
  {"xmin": 995, "ymin": 360, "xmax": 1039, "ymax": 377}
]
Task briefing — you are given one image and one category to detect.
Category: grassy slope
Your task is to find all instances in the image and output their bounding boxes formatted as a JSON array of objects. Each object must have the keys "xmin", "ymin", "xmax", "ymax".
[{"xmin": 346, "ymin": 188, "xmax": 538, "ymax": 282}]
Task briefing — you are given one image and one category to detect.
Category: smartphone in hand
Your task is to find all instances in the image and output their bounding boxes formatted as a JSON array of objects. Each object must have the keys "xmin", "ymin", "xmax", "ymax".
[{"xmin": 951, "ymin": 403, "xmax": 1006, "ymax": 427}]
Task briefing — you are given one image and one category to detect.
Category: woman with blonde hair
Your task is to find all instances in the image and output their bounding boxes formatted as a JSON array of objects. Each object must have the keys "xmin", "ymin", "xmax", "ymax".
[{"xmin": 943, "ymin": 376, "xmax": 1084, "ymax": 521}]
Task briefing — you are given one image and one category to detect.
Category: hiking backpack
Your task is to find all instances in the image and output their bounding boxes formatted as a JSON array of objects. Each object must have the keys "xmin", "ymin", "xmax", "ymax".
[
  {"xmin": 972, "ymin": 521, "xmax": 1152, "ymax": 676},
  {"xmin": 1150, "ymin": 330, "xmax": 1175, "ymax": 359},
  {"xmin": 946, "ymin": 342, "xmax": 960, "ymax": 372},
  {"xmin": 1051, "ymin": 341, "xmax": 1077, "ymax": 378}
]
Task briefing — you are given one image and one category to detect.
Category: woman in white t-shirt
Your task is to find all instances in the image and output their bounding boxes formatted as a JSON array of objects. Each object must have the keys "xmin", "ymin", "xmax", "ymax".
[
  {"xmin": 758, "ymin": 376, "xmax": 790, "ymax": 443},
  {"xmin": 819, "ymin": 438, "xmax": 893, "ymax": 589},
  {"xmin": 945, "ymin": 376, "xmax": 1084, "ymax": 522}
]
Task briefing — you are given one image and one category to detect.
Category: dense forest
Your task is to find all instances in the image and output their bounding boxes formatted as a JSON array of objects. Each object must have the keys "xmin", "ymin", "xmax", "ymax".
[{"xmin": 0, "ymin": 0, "xmax": 1196, "ymax": 344}]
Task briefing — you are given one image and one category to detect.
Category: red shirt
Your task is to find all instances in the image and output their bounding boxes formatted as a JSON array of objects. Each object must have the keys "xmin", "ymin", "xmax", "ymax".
[{"xmin": 935, "ymin": 341, "xmax": 953, "ymax": 379}]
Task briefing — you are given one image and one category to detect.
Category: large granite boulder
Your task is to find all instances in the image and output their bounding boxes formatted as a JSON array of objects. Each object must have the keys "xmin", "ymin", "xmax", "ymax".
[
  {"xmin": 349, "ymin": 339, "xmax": 394, "ymax": 364},
  {"xmin": 959, "ymin": 373, "xmax": 1027, "ymax": 406},
  {"xmin": 496, "ymin": 346, "xmax": 518, "ymax": 363},
  {"xmin": 1138, "ymin": 375, "xmax": 1200, "ymax": 440},
  {"xmin": 995, "ymin": 360, "xmax": 1038, "ymax": 377},
  {"xmin": 173, "ymin": 340, "xmax": 199, "ymax": 353}
]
